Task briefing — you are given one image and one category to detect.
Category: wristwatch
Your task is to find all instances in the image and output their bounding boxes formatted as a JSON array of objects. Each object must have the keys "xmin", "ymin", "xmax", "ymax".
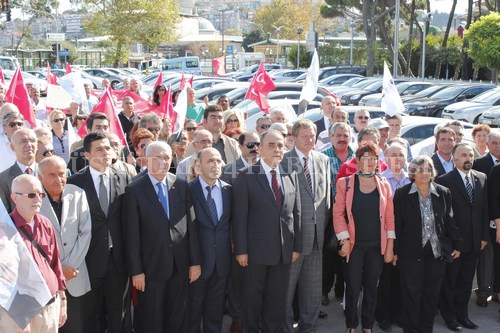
[{"xmin": 340, "ymin": 238, "xmax": 350, "ymax": 245}]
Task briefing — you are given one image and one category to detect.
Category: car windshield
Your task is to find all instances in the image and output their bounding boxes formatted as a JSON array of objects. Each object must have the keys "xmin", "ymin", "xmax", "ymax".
[
  {"xmin": 352, "ymin": 79, "xmax": 378, "ymax": 89},
  {"xmin": 396, "ymin": 82, "xmax": 415, "ymax": 94},
  {"xmin": 341, "ymin": 77, "xmax": 364, "ymax": 87},
  {"xmin": 432, "ymin": 86, "xmax": 468, "ymax": 99},
  {"xmin": 413, "ymin": 85, "xmax": 442, "ymax": 97},
  {"xmin": 471, "ymin": 88, "xmax": 500, "ymax": 103},
  {"xmin": 226, "ymin": 86, "xmax": 248, "ymax": 100},
  {"xmin": 294, "ymin": 73, "xmax": 307, "ymax": 81},
  {"xmin": 364, "ymin": 81, "xmax": 383, "ymax": 92}
]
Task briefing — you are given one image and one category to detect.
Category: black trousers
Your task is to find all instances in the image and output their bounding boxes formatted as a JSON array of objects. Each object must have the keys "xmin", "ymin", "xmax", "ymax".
[
  {"xmin": 135, "ymin": 266, "xmax": 189, "ymax": 333},
  {"xmin": 60, "ymin": 292, "xmax": 88, "ymax": 333},
  {"xmin": 243, "ymin": 262, "xmax": 290, "ymax": 333},
  {"xmin": 343, "ymin": 247, "xmax": 383, "ymax": 329},
  {"xmin": 399, "ymin": 255, "xmax": 446, "ymax": 333},
  {"xmin": 439, "ymin": 250, "xmax": 479, "ymax": 323},
  {"xmin": 188, "ymin": 273, "xmax": 227, "ymax": 333},
  {"xmin": 85, "ymin": 259, "xmax": 128, "ymax": 333},
  {"xmin": 475, "ymin": 239, "xmax": 493, "ymax": 299},
  {"xmin": 227, "ymin": 256, "xmax": 244, "ymax": 322},
  {"xmin": 490, "ymin": 228, "xmax": 500, "ymax": 293},
  {"xmin": 375, "ymin": 263, "xmax": 401, "ymax": 324}
]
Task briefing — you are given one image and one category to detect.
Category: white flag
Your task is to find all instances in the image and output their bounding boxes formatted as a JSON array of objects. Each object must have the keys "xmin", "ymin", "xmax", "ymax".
[
  {"xmin": 381, "ymin": 61, "xmax": 405, "ymax": 116},
  {"xmin": 173, "ymin": 85, "xmax": 188, "ymax": 132},
  {"xmin": 299, "ymin": 49, "xmax": 320, "ymax": 103}
]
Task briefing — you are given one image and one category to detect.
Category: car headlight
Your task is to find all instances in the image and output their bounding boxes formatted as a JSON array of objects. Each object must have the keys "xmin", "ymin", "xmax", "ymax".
[{"xmin": 350, "ymin": 94, "xmax": 361, "ymax": 100}]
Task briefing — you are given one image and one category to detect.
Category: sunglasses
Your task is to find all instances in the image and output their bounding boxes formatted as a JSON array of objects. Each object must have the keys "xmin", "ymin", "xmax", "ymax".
[
  {"xmin": 42, "ymin": 149, "xmax": 55, "ymax": 157},
  {"xmin": 185, "ymin": 127, "xmax": 197, "ymax": 131},
  {"xmin": 245, "ymin": 142, "xmax": 260, "ymax": 149},
  {"xmin": 77, "ymin": 116, "xmax": 88, "ymax": 121},
  {"xmin": 147, "ymin": 127, "xmax": 161, "ymax": 132},
  {"xmin": 259, "ymin": 124, "xmax": 271, "ymax": 130},
  {"xmin": 227, "ymin": 119, "xmax": 239, "ymax": 124},
  {"xmin": 15, "ymin": 192, "xmax": 46, "ymax": 199},
  {"xmin": 8, "ymin": 121, "xmax": 24, "ymax": 128},
  {"xmin": 139, "ymin": 143, "xmax": 148, "ymax": 149},
  {"xmin": 53, "ymin": 118, "xmax": 66, "ymax": 123},
  {"xmin": 357, "ymin": 116, "xmax": 370, "ymax": 120}
]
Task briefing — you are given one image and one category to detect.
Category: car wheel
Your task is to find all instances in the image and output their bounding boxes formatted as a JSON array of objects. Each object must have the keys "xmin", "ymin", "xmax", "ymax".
[
  {"xmin": 111, "ymin": 81, "xmax": 119, "ymax": 90},
  {"xmin": 433, "ymin": 109, "xmax": 444, "ymax": 118},
  {"xmin": 473, "ymin": 115, "xmax": 481, "ymax": 124}
]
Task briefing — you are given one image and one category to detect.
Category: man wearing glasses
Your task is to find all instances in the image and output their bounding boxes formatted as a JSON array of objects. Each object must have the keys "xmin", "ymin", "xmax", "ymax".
[
  {"xmin": 255, "ymin": 116, "xmax": 272, "ymax": 136},
  {"xmin": 176, "ymin": 129, "xmax": 213, "ymax": 181},
  {"xmin": 352, "ymin": 109, "xmax": 371, "ymax": 142},
  {"xmin": 0, "ymin": 128, "xmax": 38, "ymax": 212},
  {"xmin": 138, "ymin": 113, "xmax": 163, "ymax": 141},
  {"xmin": 0, "ymin": 174, "xmax": 67, "ymax": 332},
  {"xmin": 0, "ymin": 111, "xmax": 24, "ymax": 173}
]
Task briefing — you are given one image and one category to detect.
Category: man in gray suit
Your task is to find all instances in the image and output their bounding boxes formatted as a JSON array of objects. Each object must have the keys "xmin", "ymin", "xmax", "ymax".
[
  {"xmin": 233, "ymin": 129, "xmax": 302, "ymax": 333},
  {"xmin": 284, "ymin": 119, "xmax": 331, "ymax": 332},
  {"xmin": 38, "ymin": 156, "xmax": 92, "ymax": 333},
  {"xmin": 0, "ymin": 128, "xmax": 38, "ymax": 212}
]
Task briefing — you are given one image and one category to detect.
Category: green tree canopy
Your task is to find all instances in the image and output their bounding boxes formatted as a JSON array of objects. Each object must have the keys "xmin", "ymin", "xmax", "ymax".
[{"xmin": 465, "ymin": 12, "xmax": 500, "ymax": 72}]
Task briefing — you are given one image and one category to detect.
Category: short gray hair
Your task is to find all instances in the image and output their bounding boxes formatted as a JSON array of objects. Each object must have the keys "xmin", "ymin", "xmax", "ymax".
[
  {"xmin": 329, "ymin": 121, "xmax": 351, "ymax": 136},
  {"xmin": 139, "ymin": 113, "xmax": 162, "ymax": 129},
  {"xmin": 408, "ymin": 155, "xmax": 436, "ymax": 182},
  {"xmin": 145, "ymin": 140, "xmax": 171, "ymax": 157},
  {"xmin": 358, "ymin": 126, "xmax": 380, "ymax": 143}
]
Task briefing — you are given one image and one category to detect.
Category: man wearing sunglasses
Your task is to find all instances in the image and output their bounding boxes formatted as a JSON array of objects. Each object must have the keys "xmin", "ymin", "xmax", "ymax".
[
  {"xmin": 0, "ymin": 111, "xmax": 24, "ymax": 173},
  {"xmin": 2, "ymin": 174, "xmax": 67, "ymax": 332},
  {"xmin": 255, "ymin": 116, "xmax": 272, "ymax": 136},
  {"xmin": 352, "ymin": 109, "xmax": 371, "ymax": 142},
  {"xmin": 0, "ymin": 128, "xmax": 38, "ymax": 213}
]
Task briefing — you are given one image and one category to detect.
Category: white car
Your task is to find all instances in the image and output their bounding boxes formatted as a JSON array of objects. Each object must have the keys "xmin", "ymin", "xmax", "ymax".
[
  {"xmin": 442, "ymin": 87, "xmax": 500, "ymax": 123},
  {"xmin": 479, "ymin": 106, "xmax": 500, "ymax": 127}
]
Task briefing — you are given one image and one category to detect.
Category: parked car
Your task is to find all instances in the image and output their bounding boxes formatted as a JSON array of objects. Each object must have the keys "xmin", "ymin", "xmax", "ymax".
[
  {"xmin": 442, "ymin": 87, "xmax": 500, "ymax": 123},
  {"xmin": 400, "ymin": 84, "xmax": 448, "ymax": 103},
  {"xmin": 227, "ymin": 63, "xmax": 282, "ymax": 79},
  {"xmin": 340, "ymin": 80, "xmax": 388, "ymax": 105},
  {"xmin": 297, "ymin": 106, "xmax": 386, "ymax": 126},
  {"xmin": 318, "ymin": 74, "xmax": 364, "ymax": 87},
  {"xmin": 479, "ymin": 106, "xmax": 500, "ymax": 127},
  {"xmin": 399, "ymin": 116, "xmax": 473, "ymax": 146},
  {"xmin": 269, "ymin": 69, "xmax": 306, "ymax": 82},
  {"xmin": 358, "ymin": 81, "xmax": 434, "ymax": 107},
  {"xmin": 195, "ymin": 82, "xmax": 249, "ymax": 103},
  {"xmin": 403, "ymin": 84, "xmax": 495, "ymax": 117},
  {"xmin": 326, "ymin": 78, "xmax": 379, "ymax": 97},
  {"xmin": 82, "ymin": 68, "xmax": 126, "ymax": 89}
]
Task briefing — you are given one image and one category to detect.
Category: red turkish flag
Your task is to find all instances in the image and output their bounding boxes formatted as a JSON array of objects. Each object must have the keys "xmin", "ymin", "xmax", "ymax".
[
  {"xmin": 179, "ymin": 73, "xmax": 186, "ymax": 91},
  {"xmin": 212, "ymin": 57, "xmax": 226, "ymax": 77},
  {"xmin": 0, "ymin": 67, "xmax": 5, "ymax": 85},
  {"xmin": 153, "ymin": 71, "xmax": 163, "ymax": 90},
  {"xmin": 188, "ymin": 75, "xmax": 194, "ymax": 87},
  {"xmin": 65, "ymin": 63, "xmax": 72, "ymax": 74},
  {"xmin": 5, "ymin": 68, "xmax": 37, "ymax": 128},
  {"xmin": 78, "ymin": 88, "xmax": 127, "ymax": 146},
  {"xmin": 244, "ymin": 62, "xmax": 276, "ymax": 114}
]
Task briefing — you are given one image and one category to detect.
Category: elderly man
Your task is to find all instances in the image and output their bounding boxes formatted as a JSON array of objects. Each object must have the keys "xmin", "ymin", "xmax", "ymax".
[
  {"xmin": 316, "ymin": 108, "xmax": 349, "ymax": 150},
  {"xmin": 68, "ymin": 132, "xmax": 130, "ymax": 333},
  {"xmin": 38, "ymin": 156, "xmax": 92, "ymax": 333},
  {"xmin": 0, "ymin": 128, "xmax": 38, "ymax": 212},
  {"xmin": 352, "ymin": 109, "xmax": 370, "ymax": 142},
  {"xmin": 0, "ymin": 111, "xmax": 24, "ymax": 172},
  {"xmin": 270, "ymin": 108, "xmax": 287, "ymax": 124},
  {"xmin": 123, "ymin": 141, "xmax": 201, "ymax": 332},
  {"xmin": 30, "ymin": 86, "xmax": 48, "ymax": 122},
  {"xmin": 130, "ymin": 79, "xmax": 148, "ymax": 99},
  {"xmin": 0, "ymin": 174, "xmax": 67, "ymax": 332},
  {"xmin": 35, "ymin": 136, "xmax": 56, "ymax": 163},
  {"xmin": 187, "ymin": 87, "xmax": 205, "ymax": 124},
  {"xmin": 233, "ymin": 130, "xmax": 301, "ymax": 333},
  {"xmin": 176, "ymin": 129, "xmax": 213, "ymax": 181},
  {"xmin": 138, "ymin": 113, "xmax": 162, "ymax": 140},
  {"xmin": 118, "ymin": 96, "xmax": 137, "ymax": 146},
  {"xmin": 283, "ymin": 119, "xmax": 331, "ymax": 332},
  {"xmin": 255, "ymin": 115, "xmax": 272, "ymax": 135},
  {"xmin": 314, "ymin": 96, "xmax": 337, "ymax": 139},
  {"xmin": 368, "ymin": 118, "xmax": 390, "ymax": 160}
]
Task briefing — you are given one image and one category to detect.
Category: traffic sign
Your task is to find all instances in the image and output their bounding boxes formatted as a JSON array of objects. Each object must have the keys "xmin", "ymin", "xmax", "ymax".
[
  {"xmin": 46, "ymin": 33, "xmax": 65, "ymax": 41},
  {"xmin": 59, "ymin": 50, "xmax": 70, "ymax": 56},
  {"xmin": 226, "ymin": 45, "xmax": 233, "ymax": 55}
]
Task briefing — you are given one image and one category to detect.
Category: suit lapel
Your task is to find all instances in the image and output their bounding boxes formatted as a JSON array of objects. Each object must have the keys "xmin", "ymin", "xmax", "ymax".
[
  {"xmin": 312, "ymin": 152, "xmax": 323, "ymax": 199},
  {"xmin": 144, "ymin": 175, "xmax": 170, "ymax": 221},
  {"xmin": 220, "ymin": 183, "xmax": 231, "ymax": 225},
  {"xmin": 60, "ymin": 189, "xmax": 72, "ymax": 229},
  {"xmin": 409, "ymin": 188, "xmax": 421, "ymax": 214},
  {"xmin": 287, "ymin": 149, "xmax": 313, "ymax": 198},
  {"xmin": 83, "ymin": 169, "xmax": 105, "ymax": 218},
  {"xmin": 192, "ymin": 177, "xmax": 215, "ymax": 225},
  {"xmin": 471, "ymin": 171, "xmax": 481, "ymax": 204},
  {"xmin": 451, "ymin": 169, "xmax": 472, "ymax": 205},
  {"xmin": 40, "ymin": 194, "xmax": 60, "ymax": 233},
  {"xmin": 256, "ymin": 163, "xmax": 277, "ymax": 204}
]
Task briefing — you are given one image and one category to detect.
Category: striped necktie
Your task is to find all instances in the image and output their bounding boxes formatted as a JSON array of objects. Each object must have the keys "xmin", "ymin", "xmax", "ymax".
[{"xmin": 465, "ymin": 175, "xmax": 473, "ymax": 203}]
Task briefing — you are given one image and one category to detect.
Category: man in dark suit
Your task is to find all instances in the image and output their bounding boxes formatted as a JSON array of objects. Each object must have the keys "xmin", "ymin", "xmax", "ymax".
[
  {"xmin": 313, "ymin": 96, "xmax": 336, "ymax": 140},
  {"xmin": 472, "ymin": 131, "xmax": 500, "ymax": 306},
  {"xmin": 220, "ymin": 131, "xmax": 260, "ymax": 333},
  {"xmin": 67, "ymin": 132, "xmax": 130, "ymax": 333},
  {"xmin": 0, "ymin": 128, "xmax": 38, "ymax": 212},
  {"xmin": 123, "ymin": 141, "xmax": 201, "ymax": 333},
  {"xmin": 489, "ymin": 163, "xmax": 500, "ymax": 307},
  {"xmin": 118, "ymin": 96, "xmax": 137, "ymax": 146},
  {"xmin": 283, "ymin": 119, "xmax": 331, "ymax": 332},
  {"xmin": 432, "ymin": 127, "xmax": 457, "ymax": 178},
  {"xmin": 188, "ymin": 148, "xmax": 232, "ymax": 333},
  {"xmin": 233, "ymin": 129, "xmax": 302, "ymax": 333},
  {"xmin": 437, "ymin": 143, "xmax": 489, "ymax": 330}
]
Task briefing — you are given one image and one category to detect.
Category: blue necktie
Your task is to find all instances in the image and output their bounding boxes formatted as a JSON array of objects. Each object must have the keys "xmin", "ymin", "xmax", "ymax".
[
  {"xmin": 206, "ymin": 185, "xmax": 219, "ymax": 225},
  {"xmin": 465, "ymin": 175, "xmax": 473, "ymax": 203},
  {"xmin": 156, "ymin": 182, "xmax": 169, "ymax": 219}
]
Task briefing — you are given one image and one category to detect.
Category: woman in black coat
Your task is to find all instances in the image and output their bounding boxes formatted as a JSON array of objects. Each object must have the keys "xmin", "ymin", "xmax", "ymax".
[{"xmin": 393, "ymin": 155, "xmax": 463, "ymax": 333}]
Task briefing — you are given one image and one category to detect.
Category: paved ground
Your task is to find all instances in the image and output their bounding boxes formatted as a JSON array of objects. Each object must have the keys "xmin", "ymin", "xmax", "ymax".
[{"xmin": 221, "ymin": 289, "xmax": 500, "ymax": 332}]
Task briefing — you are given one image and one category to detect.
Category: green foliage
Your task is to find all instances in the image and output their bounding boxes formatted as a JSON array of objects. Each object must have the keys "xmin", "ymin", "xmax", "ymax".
[
  {"xmin": 465, "ymin": 12, "xmax": 500, "ymax": 71},
  {"xmin": 318, "ymin": 44, "xmax": 367, "ymax": 67},
  {"xmin": 242, "ymin": 29, "xmax": 262, "ymax": 52},
  {"xmin": 287, "ymin": 45, "xmax": 312, "ymax": 69},
  {"xmin": 429, "ymin": 35, "xmax": 462, "ymax": 66},
  {"xmin": 320, "ymin": 0, "xmax": 360, "ymax": 19}
]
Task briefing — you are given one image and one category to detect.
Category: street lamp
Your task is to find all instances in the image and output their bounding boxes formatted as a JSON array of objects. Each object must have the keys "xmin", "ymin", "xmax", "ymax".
[
  {"xmin": 297, "ymin": 26, "xmax": 303, "ymax": 69},
  {"xmin": 421, "ymin": 12, "xmax": 432, "ymax": 80},
  {"xmin": 393, "ymin": 0, "xmax": 401, "ymax": 77},
  {"xmin": 212, "ymin": 7, "xmax": 231, "ymax": 72},
  {"xmin": 272, "ymin": 25, "xmax": 283, "ymax": 65},
  {"xmin": 349, "ymin": 20, "xmax": 355, "ymax": 65}
]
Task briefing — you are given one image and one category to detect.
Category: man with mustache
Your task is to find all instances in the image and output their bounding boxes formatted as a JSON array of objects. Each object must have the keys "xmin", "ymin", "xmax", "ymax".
[{"xmin": 436, "ymin": 143, "xmax": 489, "ymax": 331}]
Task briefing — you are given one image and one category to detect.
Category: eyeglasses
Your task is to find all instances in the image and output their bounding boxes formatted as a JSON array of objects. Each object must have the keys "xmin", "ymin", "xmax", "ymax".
[
  {"xmin": 42, "ymin": 149, "xmax": 55, "ymax": 157},
  {"xmin": 8, "ymin": 121, "xmax": 24, "ymax": 128},
  {"xmin": 158, "ymin": 88, "xmax": 166, "ymax": 92},
  {"xmin": 245, "ymin": 142, "xmax": 260, "ymax": 149},
  {"xmin": 185, "ymin": 127, "xmax": 197, "ymax": 131},
  {"xmin": 77, "ymin": 116, "xmax": 88, "ymax": 121},
  {"xmin": 15, "ymin": 192, "xmax": 46, "ymax": 199},
  {"xmin": 357, "ymin": 116, "xmax": 370, "ymax": 120},
  {"xmin": 139, "ymin": 143, "xmax": 148, "ymax": 149},
  {"xmin": 226, "ymin": 119, "xmax": 239, "ymax": 124},
  {"xmin": 259, "ymin": 124, "xmax": 271, "ymax": 130},
  {"xmin": 147, "ymin": 127, "xmax": 161, "ymax": 132},
  {"xmin": 53, "ymin": 118, "xmax": 66, "ymax": 123},
  {"xmin": 416, "ymin": 167, "xmax": 433, "ymax": 174}
]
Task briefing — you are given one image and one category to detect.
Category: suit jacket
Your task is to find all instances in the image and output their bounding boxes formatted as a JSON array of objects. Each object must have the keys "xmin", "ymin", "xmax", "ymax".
[
  {"xmin": 189, "ymin": 177, "xmax": 232, "ymax": 278},
  {"xmin": 232, "ymin": 161, "xmax": 302, "ymax": 265},
  {"xmin": 220, "ymin": 157, "xmax": 246, "ymax": 185},
  {"xmin": 40, "ymin": 184, "xmax": 92, "ymax": 297},
  {"xmin": 0, "ymin": 163, "xmax": 23, "ymax": 212},
  {"xmin": 283, "ymin": 149, "xmax": 331, "ymax": 254},
  {"xmin": 432, "ymin": 153, "xmax": 448, "ymax": 178},
  {"xmin": 393, "ymin": 182, "xmax": 463, "ymax": 261},
  {"xmin": 313, "ymin": 118, "xmax": 326, "ymax": 140},
  {"xmin": 67, "ymin": 167, "xmax": 129, "ymax": 279},
  {"xmin": 185, "ymin": 134, "xmax": 241, "ymax": 164},
  {"xmin": 436, "ymin": 169, "xmax": 489, "ymax": 253},
  {"xmin": 123, "ymin": 173, "xmax": 201, "ymax": 282},
  {"xmin": 489, "ymin": 164, "xmax": 500, "ymax": 222},
  {"xmin": 67, "ymin": 147, "xmax": 86, "ymax": 175},
  {"xmin": 473, "ymin": 154, "xmax": 495, "ymax": 176},
  {"xmin": 333, "ymin": 174, "xmax": 395, "ymax": 255}
]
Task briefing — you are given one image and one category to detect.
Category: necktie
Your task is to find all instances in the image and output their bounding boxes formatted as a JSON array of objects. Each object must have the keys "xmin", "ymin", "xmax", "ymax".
[
  {"xmin": 303, "ymin": 156, "xmax": 313, "ymax": 193},
  {"xmin": 465, "ymin": 175, "xmax": 473, "ymax": 203},
  {"xmin": 99, "ymin": 174, "xmax": 109, "ymax": 215},
  {"xmin": 156, "ymin": 182, "xmax": 169, "ymax": 219},
  {"xmin": 270, "ymin": 170, "xmax": 283, "ymax": 208},
  {"xmin": 206, "ymin": 185, "xmax": 219, "ymax": 225},
  {"xmin": 496, "ymin": 159, "xmax": 500, "ymax": 164},
  {"xmin": 25, "ymin": 167, "xmax": 32, "ymax": 175}
]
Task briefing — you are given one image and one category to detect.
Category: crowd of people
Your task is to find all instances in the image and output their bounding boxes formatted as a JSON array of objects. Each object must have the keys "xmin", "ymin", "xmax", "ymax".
[{"xmin": 0, "ymin": 80, "xmax": 499, "ymax": 333}]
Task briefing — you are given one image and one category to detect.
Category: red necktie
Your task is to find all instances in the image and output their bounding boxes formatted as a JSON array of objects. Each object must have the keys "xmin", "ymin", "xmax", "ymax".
[
  {"xmin": 25, "ymin": 168, "xmax": 32, "ymax": 175},
  {"xmin": 270, "ymin": 170, "xmax": 283, "ymax": 208}
]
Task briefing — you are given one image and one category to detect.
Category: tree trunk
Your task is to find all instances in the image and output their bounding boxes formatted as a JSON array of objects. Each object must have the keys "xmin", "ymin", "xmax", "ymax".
[
  {"xmin": 461, "ymin": 0, "xmax": 474, "ymax": 80},
  {"xmin": 435, "ymin": 0, "xmax": 458, "ymax": 78},
  {"xmin": 362, "ymin": 0, "xmax": 376, "ymax": 76},
  {"xmin": 406, "ymin": 0, "xmax": 417, "ymax": 76}
]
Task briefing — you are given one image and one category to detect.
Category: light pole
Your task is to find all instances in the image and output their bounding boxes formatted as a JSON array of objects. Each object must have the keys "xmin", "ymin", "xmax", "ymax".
[
  {"xmin": 421, "ymin": 12, "xmax": 432, "ymax": 80},
  {"xmin": 272, "ymin": 25, "xmax": 283, "ymax": 65},
  {"xmin": 393, "ymin": 0, "xmax": 401, "ymax": 77},
  {"xmin": 349, "ymin": 20, "xmax": 355, "ymax": 65},
  {"xmin": 297, "ymin": 26, "xmax": 303, "ymax": 69},
  {"xmin": 212, "ymin": 7, "xmax": 230, "ymax": 72}
]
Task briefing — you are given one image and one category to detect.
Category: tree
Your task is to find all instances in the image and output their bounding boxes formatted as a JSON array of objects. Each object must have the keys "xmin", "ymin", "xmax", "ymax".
[
  {"xmin": 83, "ymin": 0, "xmax": 179, "ymax": 67},
  {"xmin": 242, "ymin": 29, "xmax": 262, "ymax": 52},
  {"xmin": 465, "ymin": 12, "xmax": 500, "ymax": 82},
  {"xmin": 287, "ymin": 45, "xmax": 312, "ymax": 69}
]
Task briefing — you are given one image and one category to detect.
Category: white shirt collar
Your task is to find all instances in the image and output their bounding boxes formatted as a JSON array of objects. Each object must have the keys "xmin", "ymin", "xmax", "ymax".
[
  {"xmin": 457, "ymin": 168, "xmax": 472, "ymax": 185},
  {"xmin": 89, "ymin": 165, "xmax": 109, "ymax": 180},
  {"xmin": 147, "ymin": 173, "xmax": 167, "ymax": 188},
  {"xmin": 261, "ymin": 160, "xmax": 280, "ymax": 176},
  {"xmin": 17, "ymin": 161, "xmax": 36, "ymax": 174}
]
